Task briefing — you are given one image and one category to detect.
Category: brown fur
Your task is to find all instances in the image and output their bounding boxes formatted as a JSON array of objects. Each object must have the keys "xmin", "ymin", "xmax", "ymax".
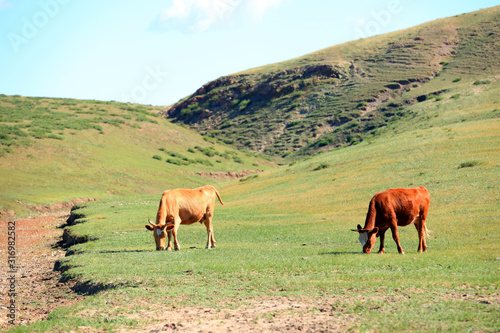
[
  {"xmin": 352, "ymin": 186, "xmax": 431, "ymax": 254},
  {"xmin": 145, "ymin": 185, "xmax": 224, "ymax": 251}
]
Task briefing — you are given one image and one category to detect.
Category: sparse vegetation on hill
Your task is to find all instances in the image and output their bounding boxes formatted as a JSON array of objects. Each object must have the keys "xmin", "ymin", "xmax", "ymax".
[
  {"xmin": 0, "ymin": 96, "xmax": 267, "ymax": 215},
  {"xmin": 0, "ymin": 96, "xmax": 161, "ymax": 157},
  {"xmin": 163, "ymin": 6, "xmax": 499, "ymax": 158}
]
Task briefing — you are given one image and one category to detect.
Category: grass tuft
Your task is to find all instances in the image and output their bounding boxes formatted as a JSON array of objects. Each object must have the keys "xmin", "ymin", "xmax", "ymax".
[{"xmin": 458, "ymin": 160, "xmax": 480, "ymax": 169}]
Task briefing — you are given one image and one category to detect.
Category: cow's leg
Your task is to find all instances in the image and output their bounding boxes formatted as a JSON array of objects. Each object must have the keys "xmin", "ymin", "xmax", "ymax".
[
  {"xmin": 166, "ymin": 230, "xmax": 173, "ymax": 251},
  {"xmin": 378, "ymin": 229, "xmax": 387, "ymax": 254},
  {"xmin": 390, "ymin": 225, "xmax": 404, "ymax": 254},
  {"xmin": 172, "ymin": 217, "xmax": 182, "ymax": 251},
  {"xmin": 415, "ymin": 212, "xmax": 428, "ymax": 252},
  {"xmin": 203, "ymin": 213, "xmax": 216, "ymax": 249},
  {"xmin": 413, "ymin": 216, "xmax": 422, "ymax": 252}
]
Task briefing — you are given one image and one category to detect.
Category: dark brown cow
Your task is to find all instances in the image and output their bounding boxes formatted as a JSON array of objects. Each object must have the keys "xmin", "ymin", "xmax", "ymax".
[
  {"xmin": 145, "ymin": 185, "xmax": 224, "ymax": 251},
  {"xmin": 352, "ymin": 186, "xmax": 431, "ymax": 254}
]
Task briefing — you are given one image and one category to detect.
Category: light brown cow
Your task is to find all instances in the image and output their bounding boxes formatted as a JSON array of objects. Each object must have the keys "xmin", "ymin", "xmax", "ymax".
[
  {"xmin": 352, "ymin": 186, "xmax": 431, "ymax": 254},
  {"xmin": 145, "ymin": 185, "xmax": 224, "ymax": 251}
]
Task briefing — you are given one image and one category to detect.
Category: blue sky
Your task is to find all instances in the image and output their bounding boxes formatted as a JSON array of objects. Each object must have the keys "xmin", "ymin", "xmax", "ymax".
[{"xmin": 0, "ymin": 0, "xmax": 498, "ymax": 106}]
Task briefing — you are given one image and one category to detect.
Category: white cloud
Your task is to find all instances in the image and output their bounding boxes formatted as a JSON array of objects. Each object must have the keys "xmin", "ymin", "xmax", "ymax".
[
  {"xmin": 156, "ymin": 0, "xmax": 283, "ymax": 32},
  {"xmin": 246, "ymin": 0, "xmax": 283, "ymax": 22},
  {"xmin": 161, "ymin": 0, "xmax": 191, "ymax": 21},
  {"xmin": 157, "ymin": 0, "xmax": 240, "ymax": 32}
]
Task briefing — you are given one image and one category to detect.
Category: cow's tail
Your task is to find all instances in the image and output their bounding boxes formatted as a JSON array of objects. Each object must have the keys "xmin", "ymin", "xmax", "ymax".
[
  {"xmin": 215, "ymin": 188, "xmax": 224, "ymax": 205},
  {"xmin": 208, "ymin": 185, "xmax": 224, "ymax": 205},
  {"xmin": 364, "ymin": 198, "xmax": 377, "ymax": 230},
  {"xmin": 424, "ymin": 223, "xmax": 432, "ymax": 239},
  {"xmin": 417, "ymin": 208, "xmax": 432, "ymax": 239}
]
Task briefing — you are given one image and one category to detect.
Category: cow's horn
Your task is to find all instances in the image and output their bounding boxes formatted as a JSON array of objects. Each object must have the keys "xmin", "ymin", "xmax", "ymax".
[{"xmin": 148, "ymin": 219, "xmax": 156, "ymax": 227}]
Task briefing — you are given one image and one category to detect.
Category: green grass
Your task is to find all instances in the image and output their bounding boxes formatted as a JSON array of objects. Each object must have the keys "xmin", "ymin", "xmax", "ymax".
[{"xmin": 13, "ymin": 78, "xmax": 498, "ymax": 331}]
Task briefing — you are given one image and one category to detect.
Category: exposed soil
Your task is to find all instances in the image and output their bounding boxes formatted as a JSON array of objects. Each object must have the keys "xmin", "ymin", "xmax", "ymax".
[
  {"xmin": 116, "ymin": 297, "xmax": 358, "ymax": 333},
  {"xmin": 0, "ymin": 210, "xmax": 85, "ymax": 330},
  {"xmin": 122, "ymin": 291, "xmax": 499, "ymax": 333},
  {"xmin": 184, "ymin": 169, "xmax": 263, "ymax": 179}
]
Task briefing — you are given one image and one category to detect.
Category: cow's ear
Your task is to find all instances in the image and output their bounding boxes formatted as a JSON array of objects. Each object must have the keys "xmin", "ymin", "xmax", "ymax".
[
  {"xmin": 145, "ymin": 224, "xmax": 154, "ymax": 231},
  {"xmin": 352, "ymin": 224, "xmax": 364, "ymax": 232},
  {"xmin": 369, "ymin": 227, "xmax": 379, "ymax": 235},
  {"xmin": 165, "ymin": 224, "xmax": 175, "ymax": 232}
]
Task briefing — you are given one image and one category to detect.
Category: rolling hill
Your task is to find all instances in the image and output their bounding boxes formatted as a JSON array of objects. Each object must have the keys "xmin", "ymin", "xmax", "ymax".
[
  {"xmin": 163, "ymin": 6, "xmax": 499, "ymax": 157},
  {"xmin": 0, "ymin": 96, "xmax": 269, "ymax": 216}
]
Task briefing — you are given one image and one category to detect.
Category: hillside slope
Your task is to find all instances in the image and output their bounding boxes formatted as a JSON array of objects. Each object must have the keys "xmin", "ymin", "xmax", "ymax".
[
  {"xmin": 163, "ymin": 6, "xmax": 499, "ymax": 157},
  {"xmin": 0, "ymin": 96, "xmax": 268, "ymax": 215}
]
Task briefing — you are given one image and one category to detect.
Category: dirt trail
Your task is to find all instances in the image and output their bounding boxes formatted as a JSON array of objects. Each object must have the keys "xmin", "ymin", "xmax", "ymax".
[
  {"xmin": 120, "ymin": 297, "xmax": 357, "ymax": 333},
  {"xmin": 0, "ymin": 210, "xmax": 85, "ymax": 330}
]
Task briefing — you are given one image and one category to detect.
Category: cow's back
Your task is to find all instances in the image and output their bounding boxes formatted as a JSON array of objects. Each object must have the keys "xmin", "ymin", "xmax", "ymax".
[
  {"xmin": 175, "ymin": 188, "xmax": 212, "ymax": 223},
  {"xmin": 373, "ymin": 186, "xmax": 429, "ymax": 226},
  {"xmin": 416, "ymin": 186, "xmax": 431, "ymax": 210}
]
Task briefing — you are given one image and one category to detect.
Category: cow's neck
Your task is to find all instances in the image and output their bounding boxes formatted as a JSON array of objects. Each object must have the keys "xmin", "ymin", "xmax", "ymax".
[{"xmin": 363, "ymin": 221, "xmax": 376, "ymax": 230}]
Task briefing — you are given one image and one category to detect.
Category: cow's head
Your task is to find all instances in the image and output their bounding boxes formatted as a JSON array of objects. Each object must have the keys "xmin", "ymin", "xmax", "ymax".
[
  {"xmin": 145, "ymin": 219, "xmax": 174, "ymax": 250},
  {"xmin": 351, "ymin": 224, "xmax": 379, "ymax": 254}
]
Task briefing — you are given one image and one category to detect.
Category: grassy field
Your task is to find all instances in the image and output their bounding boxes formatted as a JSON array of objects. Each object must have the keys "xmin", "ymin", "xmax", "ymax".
[{"xmin": 8, "ymin": 75, "xmax": 498, "ymax": 332}]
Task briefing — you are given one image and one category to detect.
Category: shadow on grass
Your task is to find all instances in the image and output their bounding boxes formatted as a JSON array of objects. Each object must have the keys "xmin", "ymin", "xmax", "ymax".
[
  {"xmin": 99, "ymin": 247, "xmax": 204, "ymax": 253},
  {"xmin": 99, "ymin": 249, "xmax": 151, "ymax": 253},
  {"xmin": 319, "ymin": 251, "xmax": 361, "ymax": 255}
]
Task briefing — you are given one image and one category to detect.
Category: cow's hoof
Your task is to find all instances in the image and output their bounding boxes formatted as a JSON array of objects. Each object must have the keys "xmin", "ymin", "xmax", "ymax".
[{"xmin": 174, "ymin": 248, "xmax": 180, "ymax": 251}]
